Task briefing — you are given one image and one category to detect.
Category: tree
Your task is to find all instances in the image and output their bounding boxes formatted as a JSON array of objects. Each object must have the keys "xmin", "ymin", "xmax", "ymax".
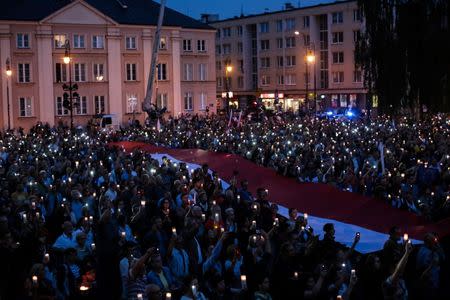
[{"xmin": 356, "ymin": 0, "xmax": 450, "ymax": 114}]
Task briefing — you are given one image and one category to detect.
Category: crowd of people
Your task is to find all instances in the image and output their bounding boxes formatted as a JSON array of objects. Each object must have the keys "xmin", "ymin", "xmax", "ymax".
[
  {"xmin": 122, "ymin": 112, "xmax": 450, "ymax": 222},
  {"xmin": 0, "ymin": 113, "xmax": 448, "ymax": 300}
]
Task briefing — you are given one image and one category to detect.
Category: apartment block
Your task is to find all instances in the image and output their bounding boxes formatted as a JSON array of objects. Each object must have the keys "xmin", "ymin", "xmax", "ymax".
[
  {"xmin": 210, "ymin": 0, "xmax": 366, "ymax": 112},
  {"xmin": 0, "ymin": 0, "xmax": 216, "ymax": 130}
]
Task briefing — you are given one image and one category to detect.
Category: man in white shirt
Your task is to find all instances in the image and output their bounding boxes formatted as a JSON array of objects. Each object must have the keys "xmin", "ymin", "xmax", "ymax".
[{"xmin": 53, "ymin": 221, "xmax": 77, "ymax": 250}]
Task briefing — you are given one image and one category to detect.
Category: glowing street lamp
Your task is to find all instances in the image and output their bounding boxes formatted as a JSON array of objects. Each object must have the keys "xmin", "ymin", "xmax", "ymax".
[{"xmin": 5, "ymin": 58, "xmax": 12, "ymax": 130}]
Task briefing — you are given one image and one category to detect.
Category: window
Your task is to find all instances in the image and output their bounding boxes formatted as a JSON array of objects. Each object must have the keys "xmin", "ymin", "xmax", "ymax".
[
  {"xmin": 223, "ymin": 27, "xmax": 231, "ymax": 37},
  {"xmin": 184, "ymin": 92, "xmax": 193, "ymax": 110},
  {"xmin": 55, "ymin": 63, "xmax": 67, "ymax": 83},
  {"xmin": 216, "ymin": 30, "xmax": 221, "ymax": 39},
  {"xmin": 353, "ymin": 70, "xmax": 362, "ymax": 82},
  {"xmin": 17, "ymin": 33, "xmax": 29, "ymax": 48},
  {"xmin": 332, "ymin": 71, "xmax": 344, "ymax": 83},
  {"xmin": 260, "ymin": 75, "xmax": 270, "ymax": 86},
  {"xmin": 56, "ymin": 96, "xmax": 69, "ymax": 116},
  {"xmin": 353, "ymin": 30, "xmax": 361, "ymax": 43},
  {"xmin": 277, "ymin": 75, "xmax": 284, "ymax": 85},
  {"xmin": 216, "ymin": 45, "xmax": 221, "ymax": 55},
  {"xmin": 332, "ymin": 52, "xmax": 344, "ymax": 63},
  {"xmin": 18, "ymin": 63, "xmax": 31, "ymax": 83},
  {"xmin": 332, "ymin": 12, "xmax": 344, "ymax": 24},
  {"xmin": 304, "ymin": 73, "xmax": 310, "ymax": 85},
  {"xmin": 73, "ymin": 34, "xmax": 85, "ymax": 48},
  {"xmin": 285, "ymin": 37, "xmax": 296, "ymax": 48},
  {"xmin": 260, "ymin": 57, "xmax": 270, "ymax": 68},
  {"xmin": 332, "ymin": 32, "xmax": 344, "ymax": 44},
  {"xmin": 126, "ymin": 36, "xmax": 137, "ymax": 49},
  {"xmin": 126, "ymin": 63, "xmax": 137, "ymax": 81},
  {"xmin": 303, "ymin": 34, "xmax": 310, "ymax": 46},
  {"xmin": 92, "ymin": 35, "xmax": 104, "ymax": 49},
  {"xmin": 286, "ymin": 55, "xmax": 296, "ymax": 67},
  {"xmin": 286, "ymin": 74, "xmax": 296, "ymax": 85},
  {"xmin": 93, "ymin": 63, "xmax": 104, "ymax": 81},
  {"xmin": 237, "ymin": 26, "xmax": 243, "ymax": 36},
  {"xmin": 75, "ymin": 96, "xmax": 87, "ymax": 115},
  {"xmin": 54, "ymin": 35, "xmax": 67, "ymax": 48},
  {"xmin": 156, "ymin": 93, "xmax": 168, "ymax": 109},
  {"xmin": 238, "ymin": 76, "xmax": 244, "ymax": 88},
  {"xmin": 237, "ymin": 42, "xmax": 243, "ymax": 53},
  {"xmin": 277, "ymin": 56, "xmax": 284, "ymax": 67},
  {"xmin": 216, "ymin": 61, "xmax": 222, "ymax": 71},
  {"xmin": 260, "ymin": 40, "xmax": 270, "ymax": 50},
  {"xmin": 223, "ymin": 44, "xmax": 231, "ymax": 54},
  {"xmin": 303, "ymin": 16, "xmax": 310, "ymax": 28},
  {"xmin": 183, "ymin": 39, "xmax": 192, "ymax": 51},
  {"xmin": 183, "ymin": 63, "xmax": 193, "ymax": 81},
  {"xmin": 19, "ymin": 97, "xmax": 33, "ymax": 117},
  {"xmin": 353, "ymin": 9, "xmax": 362, "ymax": 22},
  {"xmin": 259, "ymin": 22, "xmax": 269, "ymax": 33},
  {"xmin": 238, "ymin": 59, "xmax": 244, "ymax": 72},
  {"xmin": 94, "ymin": 95, "xmax": 106, "ymax": 114},
  {"xmin": 199, "ymin": 63, "xmax": 207, "ymax": 81},
  {"xmin": 74, "ymin": 63, "xmax": 86, "ymax": 82},
  {"xmin": 217, "ymin": 77, "xmax": 223, "ymax": 88},
  {"xmin": 276, "ymin": 20, "xmax": 283, "ymax": 32},
  {"xmin": 277, "ymin": 38, "xmax": 283, "ymax": 49},
  {"xmin": 159, "ymin": 37, "xmax": 167, "ymax": 50},
  {"xmin": 197, "ymin": 40, "xmax": 206, "ymax": 52},
  {"xmin": 285, "ymin": 18, "xmax": 296, "ymax": 30},
  {"xmin": 157, "ymin": 63, "xmax": 167, "ymax": 80},
  {"xmin": 126, "ymin": 94, "xmax": 138, "ymax": 113},
  {"xmin": 199, "ymin": 92, "xmax": 207, "ymax": 110}
]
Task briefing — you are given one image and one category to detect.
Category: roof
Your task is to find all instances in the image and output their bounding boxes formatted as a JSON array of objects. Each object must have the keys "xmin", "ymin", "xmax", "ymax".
[
  {"xmin": 0, "ymin": 0, "xmax": 214, "ymax": 30},
  {"xmin": 209, "ymin": 0, "xmax": 355, "ymax": 24}
]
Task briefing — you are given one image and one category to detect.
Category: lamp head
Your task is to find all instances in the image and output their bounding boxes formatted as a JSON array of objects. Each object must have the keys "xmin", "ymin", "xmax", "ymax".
[
  {"xmin": 5, "ymin": 58, "xmax": 11, "ymax": 76},
  {"xmin": 306, "ymin": 52, "xmax": 315, "ymax": 63},
  {"xmin": 226, "ymin": 65, "xmax": 233, "ymax": 73}
]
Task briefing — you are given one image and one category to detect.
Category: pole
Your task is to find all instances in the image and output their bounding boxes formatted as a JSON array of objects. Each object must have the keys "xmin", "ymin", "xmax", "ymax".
[
  {"xmin": 226, "ymin": 71, "xmax": 230, "ymax": 109},
  {"xmin": 68, "ymin": 53, "xmax": 73, "ymax": 130},
  {"xmin": 6, "ymin": 77, "xmax": 10, "ymax": 130},
  {"xmin": 313, "ymin": 45, "xmax": 317, "ymax": 114},
  {"xmin": 305, "ymin": 60, "xmax": 309, "ymax": 112}
]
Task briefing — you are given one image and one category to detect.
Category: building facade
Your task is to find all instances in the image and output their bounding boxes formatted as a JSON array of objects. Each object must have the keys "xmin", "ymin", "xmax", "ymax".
[
  {"xmin": 0, "ymin": 0, "xmax": 216, "ymax": 130},
  {"xmin": 210, "ymin": 0, "xmax": 366, "ymax": 112}
]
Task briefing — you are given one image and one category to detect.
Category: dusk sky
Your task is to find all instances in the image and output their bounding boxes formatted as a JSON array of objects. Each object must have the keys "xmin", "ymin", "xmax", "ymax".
[{"xmin": 163, "ymin": 0, "xmax": 338, "ymax": 20}]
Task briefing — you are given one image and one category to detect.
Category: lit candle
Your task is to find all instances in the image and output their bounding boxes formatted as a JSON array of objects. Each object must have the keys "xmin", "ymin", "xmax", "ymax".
[
  {"xmin": 166, "ymin": 292, "xmax": 172, "ymax": 300},
  {"xmin": 172, "ymin": 227, "xmax": 177, "ymax": 236},
  {"xmin": 201, "ymin": 213, "xmax": 206, "ymax": 221},
  {"xmin": 121, "ymin": 231, "xmax": 126, "ymax": 239},
  {"xmin": 141, "ymin": 200, "xmax": 146, "ymax": 207},
  {"xmin": 304, "ymin": 213, "xmax": 308, "ymax": 219},
  {"xmin": 191, "ymin": 285, "xmax": 197, "ymax": 295},
  {"xmin": 44, "ymin": 253, "xmax": 49, "ymax": 262},
  {"xmin": 351, "ymin": 269, "xmax": 356, "ymax": 277},
  {"xmin": 22, "ymin": 213, "xmax": 27, "ymax": 223},
  {"xmin": 403, "ymin": 233, "xmax": 409, "ymax": 241},
  {"xmin": 91, "ymin": 243, "xmax": 96, "ymax": 251},
  {"xmin": 240, "ymin": 275, "xmax": 247, "ymax": 289},
  {"xmin": 294, "ymin": 272, "xmax": 298, "ymax": 279},
  {"xmin": 221, "ymin": 227, "xmax": 225, "ymax": 233},
  {"xmin": 252, "ymin": 220, "xmax": 256, "ymax": 228},
  {"xmin": 212, "ymin": 200, "xmax": 216, "ymax": 206},
  {"xmin": 36, "ymin": 212, "xmax": 40, "ymax": 218},
  {"xmin": 32, "ymin": 275, "xmax": 38, "ymax": 286},
  {"xmin": 137, "ymin": 293, "xmax": 143, "ymax": 300},
  {"xmin": 214, "ymin": 213, "xmax": 220, "ymax": 223},
  {"xmin": 31, "ymin": 202, "xmax": 36, "ymax": 209}
]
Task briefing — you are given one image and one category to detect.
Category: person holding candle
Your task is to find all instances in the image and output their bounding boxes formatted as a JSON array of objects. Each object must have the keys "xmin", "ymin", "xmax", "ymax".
[
  {"xmin": 146, "ymin": 253, "xmax": 177, "ymax": 293},
  {"xmin": 180, "ymin": 277, "xmax": 207, "ymax": 300},
  {"xmin": 168, "ymin": 234, "xmax": 190, "ymax": 283}
]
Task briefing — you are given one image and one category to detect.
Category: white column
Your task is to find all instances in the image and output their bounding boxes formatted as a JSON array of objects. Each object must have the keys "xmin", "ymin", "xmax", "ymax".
[
  {"xmin": 36, "ymin": 25, "xmax": 55, "ymax": 126},
  {"xmin": 0, "ymin": 25, "xmax": 12, "ymax": 129},
  {"xmin": 171, "ymin": 30, "xmax": 182, "ymax": 116},
  {"xmin": 142, "ymin": 29, "xmax": 153, "ymax": 93},
  {"xmin": 107, "ymin": 27, "xmax": 123, "ymax": 123}
]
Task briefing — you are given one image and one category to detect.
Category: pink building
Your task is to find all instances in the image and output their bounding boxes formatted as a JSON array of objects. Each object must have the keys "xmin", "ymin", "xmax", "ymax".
[
  {"xmin": 0, "ymin": 0, "xmax": 216, "ymax": 130},
  {"xmin": 210, "ymin": 0, "xmax": 367, "ymax": 112}
]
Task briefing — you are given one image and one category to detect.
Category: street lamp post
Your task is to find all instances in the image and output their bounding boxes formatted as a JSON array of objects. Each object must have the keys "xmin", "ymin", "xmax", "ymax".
[
  {"xmin": 5, "ymin": 58, "xmax": 12, "ymax": 130},
  {"xmin": 63, "ymin": 40, "xmax": 79, "ymax": 130},
  {"xmin": 225, "ymin": 64, "xmax": 233, "ymax": 110},
  {"xmin": 305, "ymin": 47, "xmax": 316, "ymax": 114}
]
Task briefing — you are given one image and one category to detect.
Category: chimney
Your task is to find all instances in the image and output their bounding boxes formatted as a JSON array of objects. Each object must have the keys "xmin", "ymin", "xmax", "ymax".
[{"xmin": 284, "ymin": 2, "xmax": 294, "ymax": 10}]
